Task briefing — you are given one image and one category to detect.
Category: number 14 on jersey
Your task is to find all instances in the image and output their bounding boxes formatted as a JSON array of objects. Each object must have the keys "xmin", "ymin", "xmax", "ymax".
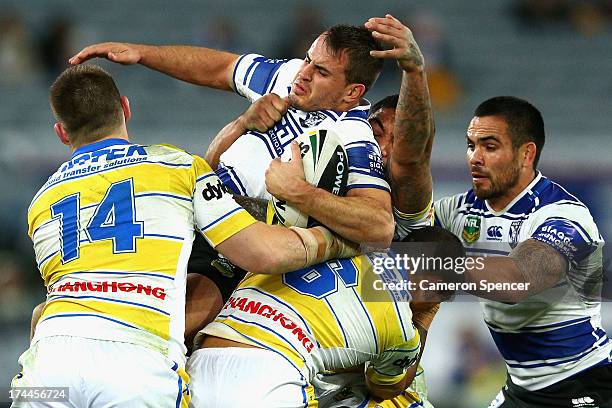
[{"xmin": 50, "ymin": 179, "xmax": 143, "ymax": 263}]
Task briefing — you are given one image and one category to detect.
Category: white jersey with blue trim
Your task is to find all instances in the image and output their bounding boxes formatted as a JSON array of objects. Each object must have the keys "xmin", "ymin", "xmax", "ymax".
[
  {"xmin": 434, "ymin": 172, "xmax": 610, "ymax": 391},
  {"xmin": 216, "ymin": 53, "xmax": 389, "ymax": 199},
  {"xmin": 28, "ymin": 139, "xmax": 256, "ymax": 365}
]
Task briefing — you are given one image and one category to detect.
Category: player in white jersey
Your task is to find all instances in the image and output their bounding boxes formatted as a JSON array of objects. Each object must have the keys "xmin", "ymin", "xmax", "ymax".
[
  {"xmin": 406, "ymin": 95, "xmax": 609, "ymax": 407},
  {"xmin": 184, "ymin": 16, "xmax": 443, "ymax": 407},
  {"xmin": 69, "ymin": 24, "xmax": 395, "ymax": 247},
  {"xmin": 433, "ymin": 98, "xmax": 611, "ymax": 407},
  {"xmin": 11, "ymin": 65, "xmax": 358, "ymax": 408},
  {"xmin": 304, "ymin": 16, "xmax": 441, "ymax": 408}
]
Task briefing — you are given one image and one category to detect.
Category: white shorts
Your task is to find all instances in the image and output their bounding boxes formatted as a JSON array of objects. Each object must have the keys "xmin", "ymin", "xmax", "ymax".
[
  {"xmin": 186, "ymin": 347, "xmax": 314, "ymax": 407},
  {"xmin": 11, "ymin": 336, "xmax": 190, "ymax": 408}
]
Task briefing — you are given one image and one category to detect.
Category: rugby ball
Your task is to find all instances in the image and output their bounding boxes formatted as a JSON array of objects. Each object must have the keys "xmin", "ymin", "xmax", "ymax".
[{"xmin": 271, "ymin": 128, "xmax": 348, "ymax": 228}]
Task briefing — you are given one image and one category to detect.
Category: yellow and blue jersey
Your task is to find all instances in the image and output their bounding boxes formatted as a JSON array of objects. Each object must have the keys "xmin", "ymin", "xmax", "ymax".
[
  {"xmin": 28, "ymin": 138, "xmax": 256, "ymax": 365},
  {"xmin": 203, "ymin": 254, "xmax": 418, "ymax": 385}
]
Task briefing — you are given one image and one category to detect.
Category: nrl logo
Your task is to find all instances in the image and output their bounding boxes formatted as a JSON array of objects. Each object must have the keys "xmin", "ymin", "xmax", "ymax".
[
  {"xmin": 462, "ymin": 215, "xmax": 481, "ymax": 244},
  {"xmin": 299, "ymin": 111, "xmax": 326, "ymax": 128}
]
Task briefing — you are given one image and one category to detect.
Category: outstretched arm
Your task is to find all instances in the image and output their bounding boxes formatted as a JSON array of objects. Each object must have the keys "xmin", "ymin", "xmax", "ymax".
[
  {"xmin": 463, "ymin": 239, "xmax": 566, "ymax": 302},
  {"xmin": 70, "ymin": 42, "xmax": 239, "ymax": 90},
  {"xmin": 366, "ymin": 15, "xmax": 434, "ymax": 214},
  {"xmin": 216, "ymin": 222, "xmax": 358, "ymax": 275}
]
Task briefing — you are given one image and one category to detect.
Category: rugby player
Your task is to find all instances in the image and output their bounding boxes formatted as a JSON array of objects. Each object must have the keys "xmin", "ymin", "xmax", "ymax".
[
  {"xmin": 183, "ymin": 15, "xmax": 444, "ymax": 407},
  {"xmin": 432, "ymin": 96, "xmax": 611, "ymax": 407},
  {"xmin": 12, "ymin": 65, "xmax": 357, "ymax": 407},
  {"xmin": 355, "ymin": 85, "xmax": 611, "ymax": 407}
]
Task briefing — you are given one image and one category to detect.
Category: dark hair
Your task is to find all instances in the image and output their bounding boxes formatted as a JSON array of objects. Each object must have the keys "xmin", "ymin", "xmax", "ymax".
[
  {"xmin": 401, "ymin": 226, "xmax": 465, "ymax": 301},
  {"xmin": 324, "ymin": 24, "xmax": 384, "ymax": 92},
  {"xmin": 401, "ymin": 226, "xmax": 465, "ymax": 259},
  {"xmin": 50, "ymin": 64, "xmax": 123, "ymax": 146},
  {"xmin": 371, "ymin": 94, "xmax": 399, "ymax": 114},
  {"xmin": 474, "ymin": 96, "xmax": 545, "ymax": 168}
]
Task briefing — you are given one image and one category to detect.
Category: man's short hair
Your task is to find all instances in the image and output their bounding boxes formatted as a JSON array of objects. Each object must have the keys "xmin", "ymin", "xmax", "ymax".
[
  {"xmin": 324, "ymin": 25, "xmax": 384, "ymax": 92},
  {"xmin": 371, "ymin": 94, "xmax": 399, "ymax": 114},
  {"xmin": 474, "ymin": 96, "xmax": 545, "ymax": 168},
  {"xmin": 401, "ymin": 226, "xmax": 465, "ymax": 259},
  {"xmin": 50, "ymin": 64, "xmax": 123, "ymax": 146}
]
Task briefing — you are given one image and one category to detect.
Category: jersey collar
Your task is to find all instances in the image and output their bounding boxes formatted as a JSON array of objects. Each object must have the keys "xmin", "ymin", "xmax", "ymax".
[
  {"xmin": 484, "ymin": 171, "xmax": 544, "ymax": 216},
  {"xmin": 72, "ymin": 138, "xmax": 131, "ymax": 158}
]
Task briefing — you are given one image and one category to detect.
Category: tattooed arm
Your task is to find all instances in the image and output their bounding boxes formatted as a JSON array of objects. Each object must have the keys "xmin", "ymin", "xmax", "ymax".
[
  {"xmin": 464, "ymin": 239, "xmax": 567, "ymax": 302},
  {"xmin": 233, "ymin": 195, "xmax": 268, "ymax": 222},
  {"xmin": 366, "ymin": 15, "xmax": 434, "ymax": 214}
]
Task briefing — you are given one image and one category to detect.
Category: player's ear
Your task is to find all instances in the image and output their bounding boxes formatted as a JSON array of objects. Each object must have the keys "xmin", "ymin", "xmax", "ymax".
[
  {"xmin": 520, "ymin": 141, "xmax": 537, "ymax": 169},
  {"xmin": 120, "ymin": 96, "xmax": 131, "ymax": 123},
  {"xmin": 54, "ymin": 123, "xmax": 70, "ymax": 146},
  {"xmin": 343, "ymin": 83, "xmax": 366, "ymax": 105}
]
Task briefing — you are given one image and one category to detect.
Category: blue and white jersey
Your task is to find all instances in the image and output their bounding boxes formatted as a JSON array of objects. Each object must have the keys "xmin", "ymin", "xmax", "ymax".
[
  {"xmin": 217, "ymin": 54, "xmax": 389, "ymax": 199},
  {"xmin": 434, "ymin": 172, "xmax": 610, "ymax": 391}
]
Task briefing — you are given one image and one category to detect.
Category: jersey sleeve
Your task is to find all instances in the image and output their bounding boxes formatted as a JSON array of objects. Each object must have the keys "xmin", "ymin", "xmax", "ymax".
[
  {"xmin": 366, "ymin": 301, "xmax": 420, "ymax": 385},
  {"xmin": 338, "ymin": 120, "xmax": 390, "ymax": 193},
  {"xmin": 527, "ymin": 203, "xmax": 602, "ymax": 264},
  {"xmin": 192, "ymin": 156, "xmax": 257, "ymax": 247},
  {"xmin": 393, "ymin": 196, "xmax": 434, "ymax": 241},
  {"xmin": 216, "ymin": 134, "xmax": 274, "ymax": 199},
  {"xmin": 232, "ymin": 54, "xmax": 301, "ymax": 101}
]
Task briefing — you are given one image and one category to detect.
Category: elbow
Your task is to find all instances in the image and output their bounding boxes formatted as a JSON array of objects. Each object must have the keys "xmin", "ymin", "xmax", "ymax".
[
  {"xmin": 366, "ymin": 380, "xmax": 405, "ymax": 401},
  {"xmin": 247, "ymin": 258, "xmax": 272, "ymax": 275},
  {"xmin": 368, "ymin": 215, "xmax": 394, "ymax": 247},
  {"xmin": 248, "ymin": 251, "xmax": 287, "ymax": 275},
  {"xmin": 354, "ymin": 211, "xmax": 394, "ymax": 246}
]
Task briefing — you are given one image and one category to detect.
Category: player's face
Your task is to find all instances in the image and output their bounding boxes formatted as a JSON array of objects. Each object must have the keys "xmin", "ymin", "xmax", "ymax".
[
  {"xmin": 289, "ymin": 34, "xmax": 350, "ymax": 112},
  {"xmin": 369, "ymin": 107, "xmax": 395, "ymax": 169},
  {"xmin": 466, "ymin": 115, "xmax": 521, "ymax": 201}
]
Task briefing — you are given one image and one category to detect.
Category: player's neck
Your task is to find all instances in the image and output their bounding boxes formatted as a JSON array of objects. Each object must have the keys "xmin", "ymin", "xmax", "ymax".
[
  {"xmin": 486, "ymin": 169, "xmax": 537, "ymax": 212},
  {"xmin": 69, "ymin": 129, "xmax": 130, "ymax": 153},
  {"xmin": 332, "ymin": 99, "xmax": 360, "ymax": 113}
]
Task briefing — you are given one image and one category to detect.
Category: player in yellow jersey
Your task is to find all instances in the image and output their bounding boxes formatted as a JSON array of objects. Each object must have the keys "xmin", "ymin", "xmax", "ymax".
[{"xmin": 12, "ymin": 65, "xmax": 357, "ymax": 408}]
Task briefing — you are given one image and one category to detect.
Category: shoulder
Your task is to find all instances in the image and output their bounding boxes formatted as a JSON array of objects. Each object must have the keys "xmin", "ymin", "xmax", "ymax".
[
  {"xmin": 434, "ymin": 190, "xmax": 475, "ymax": 214},
  {"xmin": 339, "ymin": 105, "xmax": 372, "ymax": 130},
  {"xmin": 146, "ymin": 144, "xmax": 217, "ymax": 174},
  {"xmin": 144, "ymin": 144, "xmax": 195, "ymax": 163},
  {"xmin": 527, "ymin": 176, "xmax": 599, "ymax": 234},
  {"xmin": 233, "ymin": 54, "xmax": 302, "ymax": 96},
  {"xmin": 433, "ymin": 190, "xmax": 478, "ymax": 229}
]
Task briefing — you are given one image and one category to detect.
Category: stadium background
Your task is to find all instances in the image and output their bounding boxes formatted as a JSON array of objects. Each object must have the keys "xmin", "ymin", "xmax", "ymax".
[{"xmin": 0, "ymin": 0, "xmax": 610, "ymax": 406}]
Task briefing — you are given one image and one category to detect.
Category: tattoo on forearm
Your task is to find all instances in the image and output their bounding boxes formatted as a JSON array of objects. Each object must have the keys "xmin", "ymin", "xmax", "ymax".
[
  {"xmin": 233, "ymin": 195, "xmax": 268, "ymax": 222},
  {"xmin": 395, "ymin": 70, "xmax": 432, "ymax": 148},
  {"xmin": 510, "ymin": 239, "xmax": 567, "ymax": 293},
  {"xmin": 405, "ymin": 42, "xmax": 424, "ymax": 69}
]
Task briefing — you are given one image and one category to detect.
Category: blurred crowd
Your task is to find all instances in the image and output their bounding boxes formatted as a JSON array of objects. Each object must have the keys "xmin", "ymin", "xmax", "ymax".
[
  {"xmin": 0, "ymin": 11, "xmax": 77, "ymax": 85},
  {"xmin": 511, "ymin": 0, "xmax": 612, "ymax": 34}
]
